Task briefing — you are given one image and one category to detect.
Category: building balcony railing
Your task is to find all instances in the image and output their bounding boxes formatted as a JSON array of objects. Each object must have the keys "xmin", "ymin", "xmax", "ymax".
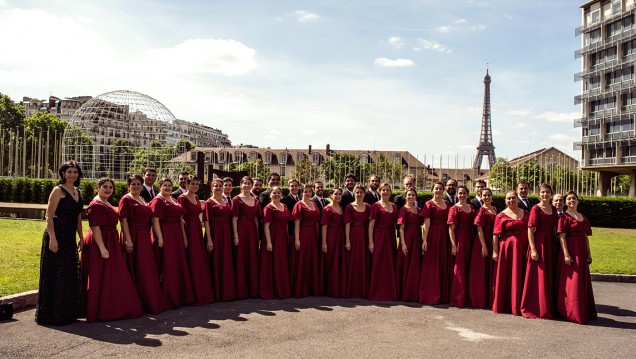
[
  {"xmin": 573, "ymin": 141, "xmax": 582, "ymax": 151},
  {"xmin": 582, "ymin": 134, "xmax": 602, "ymax": 143},
  {"xmin": 606, "ymin": 130, "xmax": 635, "ymax": 140},
  {"xmin": 578, "ymin": 26, "xmax": 636, "ymax": 57},
  {"xmin": 622, "ymin": 155, "xmax": 636, "ymax": 163},
  {"xmin": 574, "ymin": 118, "xmax": 583, "ymax": 128},
  {"xmin": 590, "ymin": 157, "xmax": 617, "ymax": 165}
]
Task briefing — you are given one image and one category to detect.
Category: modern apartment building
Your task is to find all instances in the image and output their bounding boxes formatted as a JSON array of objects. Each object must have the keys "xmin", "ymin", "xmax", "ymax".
[{"xmin": 576, "ymin": 0, "xmax": 636, "ymax": 196}]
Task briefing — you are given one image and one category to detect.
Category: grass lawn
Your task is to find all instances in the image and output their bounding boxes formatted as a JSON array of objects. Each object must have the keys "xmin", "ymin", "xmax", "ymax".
[{"xmin": 0, "ymin": 218, "xmax": 634, "ymax": 297}]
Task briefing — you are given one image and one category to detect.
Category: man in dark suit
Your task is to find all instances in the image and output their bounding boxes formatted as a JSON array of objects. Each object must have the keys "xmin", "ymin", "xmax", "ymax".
[
  {"xmin": 258, "ymin": 172, "xmax": 280, "ymax": 208},
  {"xmin": 470, "ymin": 179, "xmax": 486, "ymax": 209},
  {"xmin": 171, "ymin": 171, "xmax": 189, "ymax": 199},
  {"xmin": 140, "ymin": 167, "xmax": 158, "ymax": 202},
  {"xmin": 311, "ymin": 180, "xmax": 329, "ymax": 214},
  {"xmin": 340, "ymin": 173, "xmax": 357, "ymax": 210},
  {"xmin": 394, "ymin": 175, "xmax": 417, "ymax": 209},
  {"xmin": 363, "ymin": 175, "xmax": 381, "ymax": 205},
  {"xmin": 442, "ymin": 178, "xmax": 458, "ymax": 205},
  {"xmin": 251, "ymin": 177, "xmax": 263, "ymax": 199},
  {"xmin": 282, "ymin": 179, "xmax": 301, "ymax": 213},
  {"xmin": 552, "ymin": 193, "xmax": 565, "ymax": 215},
  {"xmin": 222, "ymin": 177, "xmax": 234, "ymax": 206},
  {"xmin": 516, "ymin": 179, "xmax": 535, "ymax": 211}
]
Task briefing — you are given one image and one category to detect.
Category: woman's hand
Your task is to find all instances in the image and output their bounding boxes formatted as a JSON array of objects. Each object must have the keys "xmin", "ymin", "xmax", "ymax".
[
  {"xmin": 481, "ymin": 245, "xmax": 488, "ymax": 258},
  {"xmin": 345, "ymin": 240, "xmax": 351, "ymax": 251},
  {"xmin": 401, "ymin": 243, "xmax": 408, "ymax": 256},
  {"xmin": 322, "ymin": 242, "xmax": 328, "ymax": 253},
  {"xmin": 99, "ymin": 246, "xmax": 109, "ymax": 259},
  {"xmin": 295, "ymin": 239, "xmax": 301, "ymax": 250},
  {"xmin": 207, "ymin": 239, "xmax": 213, "ymax": 253},
  {"xmin": 368, "ymin": 242, "xmax": 374, "ymax": 254},
  {"xmin": 451, "ymin": 244, "xmax": 457, "ymax": 256},
  {"xmin": 530, "ymin": 249, "xmax": 539, "ymax": 261},
  {"xmin": 266, "ymin": 241, "xmax": 273, "ymax": 252},
  {"xmin": 184, "ymin": 238, "xmax": 188, "ymax": 249},
  {"xmin": 158, "ymin": 238, "xmax": 164, "ymax": 248},
  {"xmin": 564, "ymin": 254, "xmax": 572, "ymax": 266},
  {"xmin": 234, "ymin": 236, "xmax": 239, "ymax": 246},
  {"xmin": 125, "ymin": 240, "xmax": 133, "ymax": 254},
  {"xmin": 49, "ymin": 238, "xmax": 59, "ymax": 253},
  {"xmin": 492, "ymin": 251, "xmax": 498, "ymax": 262},
  {"xmin": 421, "ymin": 240, "xmax": 427, "ymax": 255},
  {"xmin": 587, "ymin": 254, "xmax": 593, "ymax": 265}
]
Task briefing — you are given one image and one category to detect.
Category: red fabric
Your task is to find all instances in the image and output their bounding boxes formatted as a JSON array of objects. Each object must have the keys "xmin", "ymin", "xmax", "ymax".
[
  {"xmin": 418, "ymin": 200, "xmax": 451, "ymax": 304},
  {"xmin": 396, "ymin": 207, "xmax": 423, "ymax": 302},
  {"xmin": 467, "ymin": 205, "xmax": 497, "ymax": 309},
  {"xmin": 260, "ymin": 204, "xmax": 292, "ymax": 299},
  {"xmin": 204, "ymin": 198, "xmax": 236, "ymax": 301},
  {"xmin": 290, "ymin": 201, "xmax": 321, "ymax": 297},
  {"xmin": 83, "ymin": 200, "xmax": 143, "ymax": 322},
  {"xmin": 118, "ymin": 196, "xmax": 165, "ymax": 314},
  {"xmin": 178, "ymin": 195, "xmax": 214, "ymax": 306},
  {"xmin": 150, "ymin": 197, "xmax": 194, "ymax": 309},
  {"xmin": 556, "ymin": 214, "xmax": 597, "ymax": 324},
  {"xmin": 320, "ymin": 206, "xmax": 347, "ymax": 298},
  {"xmin": 448, "ymin": 205, "xmax": 476, "ymax": 308},
  {"xmin": 521, "ymin": 205, "xmax": 558, "ymax": 319},
  {"xmin": 231, "ymin": 196, "xmax": 262, "ymax": 299},
  {"xmin": 343, "ymin": 203, "xmax": 370, "ymax": 298},
  {"xmin": 368, "ymin": 202, "xmax": 398, "ymax": 301},
  {"xmin": 491, "ymin": 211, "xmax": 529, "ymax": 315}
]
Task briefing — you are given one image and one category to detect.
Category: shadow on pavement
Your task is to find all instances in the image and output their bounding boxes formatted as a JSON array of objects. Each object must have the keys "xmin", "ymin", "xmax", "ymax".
[{"xmin": 592, "ymin": 304, "xmax": 636, "ymax": 330}]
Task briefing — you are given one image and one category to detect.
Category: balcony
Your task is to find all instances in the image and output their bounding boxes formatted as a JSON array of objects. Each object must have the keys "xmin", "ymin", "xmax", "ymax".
[
  {"xmin": 622, "ymin": 155, "xmax": 636, "ymax": 163},
  {"xmin": 606, "ymin": 131, "xmax": 635, "ymax": 140},
  {"xmin": 582, "ymin": 134, "xmax": 602, "ymax": 144},
  {"xmin": 589, "ymin": 157, "xmax": 617, "ymax": 165},
  {"xmin": 573, "ymin": 141, "xmax": 582, "ymax": 151}
]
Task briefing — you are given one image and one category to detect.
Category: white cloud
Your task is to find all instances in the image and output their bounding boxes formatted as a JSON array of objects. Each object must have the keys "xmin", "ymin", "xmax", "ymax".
[
  {"xmin": 503, "ymin": 14, "xmax": 512, "ymax": 20},
  {"xmin": 374, "ymin": 57, "xmax": 415, "ymax": 67},
  {"xmin": 534, "ymin": 111, "xmax": 579, "ymax": 123},
  {"xmin": 435, "ymin": 18, "xmax": 484, "ymax": 33},
  {"xmin": 387, "ymin": 36, "xmax": 405, "ymax": 48},
  {"xmin": 469, "ymin": 24, "xmax": 487, "ymax": 31},
  {"xmin": 505, "ymin": 109, "xmax": 531, "ymax": 117},
  {"xmin": 548, "ymin": 133, "xmax": 577, "ymax": 142},
  {"xmin": 142, "ymin": 39, "xmax": 257, "ymax": 76},
  {"xmin": 416, "ymin": 39, "xmax": 451, "ymax": 53},
  {"xmin": 290, "ymin": 10, "xmax": 319, "ymax": 23},
  {"xmin": 436, "ymin": 25, "xmax": 453, "ymax": 33},
  {"xmin": 454, "ymin": 19, "xmax": 467, "ymax": 24}
]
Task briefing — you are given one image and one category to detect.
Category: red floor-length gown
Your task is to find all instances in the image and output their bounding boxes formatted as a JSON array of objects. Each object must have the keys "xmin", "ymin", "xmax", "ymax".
[
  {"xmin": 556, "ymin": 214, "xmax": 597, "ymax": 324},
  {"xmin": 344, "ymin": 203, "xmax": 370, "ymax": 298},
  {"xmin": 419, "ymin": 200, "xmax": 451, "ymax": 305},
  {"xmin": 204, "ymin": 198, "xmax": 236, "ymax": 302},
  {"xmin": 260, "ymin": 204, "xmax": 292, "ymax": 299},
  {"xmin": 320, "ymin": 206, "xmax": 347, "ymax": 298},
  {"xmin": 118, "ymin": 195, "xmax": 165, "ymax": 314},
  {"xmin": 521, "ymin": 205, "xmax": 558, "ymax": 319},
  {"xmin": 368, "ymin": 202, "xmax": 398, "ymax": 301},
  {"xmin": 178, "ymin": 195, "xmax": 214, "ymax": 306},
  {"xmin": 396, "ymin": 206, "xmax": 423, "ymax": 302},
  {"xmin": 448, "ymin": 205, "xmax": 476, "ymax": 308},
  {"xmin": 290, "ymin": 202, "xmax": 321, "ymax": 297},
  {"xmin": 232, "ymin": 196, "xmax": 262, "ymax": 299},
  {"xmin": 83, "ymin": 200, "xmax": 143, "ymax": 322},
  {"xmin": 492, "ymin": 211, "xmax": 529, "ymax": 315},
  {"xmin": 467, "ymin": 205, "xmax": 497, "ymax": 309},
  {"xmin": 150, "ymin": 197, "xmax": 194, "ymax": 309}
]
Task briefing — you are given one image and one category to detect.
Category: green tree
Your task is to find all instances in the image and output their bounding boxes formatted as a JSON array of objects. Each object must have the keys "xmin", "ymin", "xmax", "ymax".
[
  {"xmin": 108, "ymin": 138, "xmax": 136, "ymax": 178},
  {"xmin": 0, "ymin": 93, "xmax": 25, "ymax": 130},
  {"xmin": 294, "ymin": 158, "xmax": 321, "ymax": 184},
  {"xmin": 23, "ymin": 112, "xmax": 68, "ymax": 177},
  {"xmin": 488, "ymin": 157, "xmax": 514, "ymax": 191},
  {"xmin": 321, "ymin": 152, "xmax": 361, "ymax": 186},
  {"xmin": 175, "ymin": 139, "xmax": 195, "ymax": 154},
  {"xmin": 237, "ymin": 159, "xmax": 270, "ymax": 180},
  {"xmin": 374, "ymin": 153, "xmax": 404, "ymax": 186}
]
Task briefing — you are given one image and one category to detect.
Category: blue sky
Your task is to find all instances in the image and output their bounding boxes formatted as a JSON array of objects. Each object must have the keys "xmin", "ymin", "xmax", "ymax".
[{"xmin": 0, "ymin": 0, "xmax": 582, "ymax": 168}]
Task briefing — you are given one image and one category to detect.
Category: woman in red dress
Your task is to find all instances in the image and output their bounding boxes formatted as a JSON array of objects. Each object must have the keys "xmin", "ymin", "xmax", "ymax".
[
  {"xmin": 419, "ymin": 182, "xmax": 451, "ymax": 305},
  {"xmin": 396, "ymin": 188, "xmax": 423, "ymax": 302},
  {"xmin": 204, "ymin": 178, "xmax": 236, "ymax": 301},
  {"xmin": 321, "ymin": 188, "xmax": 347, "ymax": 298},
  {"xmin": 556, "ymin": 191, "xmax": 597, "ymax": 324},
  {"xmin": 232, "ymin": 176, "xmax": 262, "ymax": 299},
  {"xmin": 150, "ymin": 178, "xmax": 194, "ymax": 309},
  {"xmin": 291, "ymin": 184, "xmax": 321, "ymax": 297},
  {"xmin": 344, "ymin": 184, "xmax": 370, "ymax": 298},
  {"xmin": 448, "ymin": 185, "xmax": 476, "ymax": 308},
  {"xmin": 119, "ymin": 174, "xmax": 165, "ymax": 314},
  {"xmin": 178, "ymin": 176, "xmax": 214, "ymax": 306},
  {"xmin": 368, "ymin": 182, "xmax": 398, "ymax": 301},
  {"xmin": 467, "ymin": 187, "xmax": 497, "ymax": 309},
  {"xmin": 83, "ymin": 178, "xmax": 143, "ymax": 322},
  {"xmin": 521, "ymin": 183, "xmax": 558, "ymax": 319},
  {"xmin": 260, "ymin": 186, "xmax": 292, "ymax": 299},
  {"xmin": 492, "ymin": 191, "xmax": 529, "ymax": 316}
]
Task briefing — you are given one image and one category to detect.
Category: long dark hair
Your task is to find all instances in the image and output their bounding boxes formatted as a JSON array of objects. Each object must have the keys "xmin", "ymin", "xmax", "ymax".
[{"xmin": 58, "ymin": 160, "xmax": 82, "ymax": 187}]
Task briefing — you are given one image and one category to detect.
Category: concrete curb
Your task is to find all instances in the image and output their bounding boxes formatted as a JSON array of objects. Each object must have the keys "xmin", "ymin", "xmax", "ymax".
[{"xmin": 1, "ymin": 273, "xmax": 634, "ymax": 314}]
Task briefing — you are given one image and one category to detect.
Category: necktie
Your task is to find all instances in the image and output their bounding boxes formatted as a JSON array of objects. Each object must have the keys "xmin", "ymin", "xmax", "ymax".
[
  {"xmin": 225, "ymin": 196, "xmax": 231, "ymax": 205},
  {"xmin": 322, "ymin": 199, "xmax": 327, "ymax": 207},
  {"xmin": 523, "ymin": 198, "xmax": 529, "ymax": 208},
  {"xmin": 375, "ymin": 192, "xmax": 380, "ymax": 201},
  {"xmin": 150, "ymin": 188, "xmax": 155, "ymax": 197}
]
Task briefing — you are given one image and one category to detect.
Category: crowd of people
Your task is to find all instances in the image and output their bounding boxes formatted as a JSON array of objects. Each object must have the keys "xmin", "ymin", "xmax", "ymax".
[{"xmin": 35, "ymin": 160, "xmax": 597, "ymax": 326}]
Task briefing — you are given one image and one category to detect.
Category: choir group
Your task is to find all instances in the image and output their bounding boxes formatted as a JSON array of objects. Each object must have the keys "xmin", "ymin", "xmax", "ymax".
[{"xmin": 35, "ymin": 161, "xmax": 597, "ymax": 326}]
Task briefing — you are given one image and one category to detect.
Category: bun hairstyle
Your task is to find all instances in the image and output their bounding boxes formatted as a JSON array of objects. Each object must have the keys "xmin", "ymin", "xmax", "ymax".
[
  {"xmin": 431, "ymin": 181, "xmax": 444, "ymax": 192},
  {"xmin": 95, "ymin": 177, "xmax": 115, "ymax": 194},
  {"xmin": 353, "ymin": 184, "xmax": 367, "ymax": 193},
  {"xmin": 58, "ymin": 160, "xmax": 83, "ymax": 186},
  {"xmin": 565, "ymin": 190, "xmax": 579, "ymax": 200},
  {"xmin": 187, "ymin": 175, "xmax": 200, "ymax": 184},
  {"xmin": 539, "ymin": 183, "xmax": 553, "ymax": 194},
  {"xmin": 481, "ymin": 187, "xmax": 493, "ymax": 196},
  {"xmin": 457, "ymin": 185, "xmax": 469, "ymax": 195},
  {"xmin": 127, "ymin": 174, "xmax": 144, "ymax": 186}
]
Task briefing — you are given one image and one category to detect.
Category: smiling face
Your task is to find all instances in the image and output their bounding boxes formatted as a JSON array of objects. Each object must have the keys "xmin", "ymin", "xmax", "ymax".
[
  {"xmin": 446, "ymin": 180, "xmax": 457, "ymax": 196},
  {"xmin": 457, "ymin": 187, "xmax": 468, "ymax": 202},
  {"xmin": 379, "ymin": 184, "xmax": 391, "ymax": 199},
  {"xmin": 252, "ymin": 180, "xmax": 263, "ymax": 195},
  {"xmin": 354, "ymin": 187, "xmax": 365, "ymax": 201},
  {"xmin": 178, "ymin": 173, "xmax": 188, "ymax": 188},
  {"xmin": 223, "ymin": 181, "xmax": 233, "ymax": 196},
  {"xmin": 331, "ymin": 189, "xmax": 342, "ymax": 204},
  {"xmin": 474, "ymin": 181, "xmax": 485, "ymax": 196},
  {"xmin": 517, "ymin": 182, "xmax": 529, "ymax": 198},
  {"xmin": 505, "ymin": 191, "xmax": 518, "ymax": 209},
  {"xmin": 481, "ymin": 189, "xmax": 492, "ymax": 204},
  {"xmin": 552, "ymin": 193, "xmax": 564, "ymax": 211},
  {"xmin": 369, "ymin": 176, "xmax": 380, "ymax": 191},
  {"xmin": 212, "ymin": 180, "xmax": 223, "ymax": 195},
  {"xmin": 128, "ymin": 177, "xmax": 143, "ymax": 196},
  {"xmin": 241, "ymin": 179, "xmax": 253, "ymax": 192},
  {"xmin": 539, "ymin": 187, "xmax": 552, "ymax": 202},
  {"xmin": 406, "ymin": 190, "xmax": 416, "ymax": 204},
  {"xmin": 98, "ymin": 180, "xmax": 114, "ymax": 199},
  {"xmin": 302, "ymin": 186, "xmax": 314, "ymax": 200},
  {"xmin": 403, "ymin": 177, "xmax": 414, "ymax": 190},
  {"xmin": 345, "ymin": 177, "xmax": 356, "ymax": 191},
  {"xmin": 270, "ymin": 187, "xmax": 282, "ymax": 201},
  {"xmin": 63, "ymin": 167, "xmax": 79, "ymax": 184},
  {"xmin": 269, "ymin": 175, "xmax": 280, "ymax": 187},
  {"xmin": 187, "ymin": 180, "xmax": 200, "ymax": 193},
  {"xmin": 314, "ymin": 182, "xmax": 324, "ymax": 197},
  {"xmin": 566, "ymin": 193, "xmax": 578, "ymax": 210},
  {"xmin": 159, "ymin": 180, "xmax": 173, "ymax": 195},
  {"xmin": 144, "ymin": 170, "xmax": 157, "ymax": 186},
  {"xmin": 289, "ymin": 181, "xmax": 299, "ymax": 195},
  {"xmin": 433, "ymin": 183, "xmax": 444, "ymax": 199}
]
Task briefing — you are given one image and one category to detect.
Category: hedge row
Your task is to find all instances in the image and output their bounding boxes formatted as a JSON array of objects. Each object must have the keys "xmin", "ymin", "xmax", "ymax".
[{"xmin": 1, "ymin": 178, "xmax": 635, "ymax": 228}]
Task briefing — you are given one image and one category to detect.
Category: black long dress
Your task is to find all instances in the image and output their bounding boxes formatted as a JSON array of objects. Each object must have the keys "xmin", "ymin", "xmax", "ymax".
[{"xmin": 35, "ymin": 186, "xmax": 83, "ymax": 325}]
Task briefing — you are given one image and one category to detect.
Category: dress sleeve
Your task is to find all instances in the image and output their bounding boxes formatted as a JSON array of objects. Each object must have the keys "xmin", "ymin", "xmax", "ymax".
[
  {"xmin": 177, "ymin": 195, "xmax": 188, "ymax": 215},
  {"xmin": 419, "ymin": 201, "xmax": 431, "ymax": 218},
  {"xmin": 118, "ymin": 196, "xmax": 131, "ymax": 219},
  {"xmin": 343, "ymin": 204, "xmax": 353, "ymax": 224},
  {"xmin": 397, "ymin": 207, "xmax": 407, "ymax": 225},
  {"xmin": 231, "ymin": 197, "xmax": 241, "ymax": 218},
  {"xmin": 150, "ymin": 198, "xmax": 166, "ymax": 219},
  {"xmin": 321, "ymin": 207, "xmax": 332, "ymax": 225},
  {"xmin": 527, "ymin": 206, "xmax": 539, "ymax": 227},
  {"xmin": 369, "ymin": 203, "xmax": 378, "ymax": 220},
  {"xmin": 447, "ymin": 206, "xmax": 458, "ymax": 225},
  {"xmin": 474, "ymin": 207, "xmax": 484, "ymax": 227},
  {"xmin": 292, "ymin": 202, "xmax": 303, "ymax": 221},
  {"xmin": 584, "ymin": 216, "xmax": 593, "ymax": 236},
  {"xmin": 202, "ymin": 200, "xmax": 211, "ymax": 222},
  {"xmin": 87, "ymin": 202, "xmax": 107, "ymax": 227},
  {"xmin": 255, "ymin": 202, "xmax": 263, "ymax": 219},
  {"xmin": 263, "ymin": 205, "xmax": 274, "ymax": 224},
  {"xmin": 557, "ymin": 214, "xmax": 569, "ymax": 234},
  {"xmin": 493, "ymin": 213, "xmax": 504, "ymax": 235}
]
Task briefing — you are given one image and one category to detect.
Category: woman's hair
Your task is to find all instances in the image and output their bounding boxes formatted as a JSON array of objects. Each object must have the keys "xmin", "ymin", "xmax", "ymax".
[
  {"xmin": 353, "ymin": 184, "xmax": 367, "ymax": 193},
  {"xmin": 405, "ymin": 188, "xmax": 417, "ymax": 197},
  {"xmin": 210, "ymin": 178, "xmax": 223, "ymax": 188},
  {"xmin": 481, "ymin": 187, "xmax": 492, "ymax": 196},
  {"xmin": 505, "ymin": 190, "xmax": 518, "ymax": 203},
  {"xmin": 565, "ymin": 190, "xmax": 579, "ymax": 200},
  {"xmin": 187, "ymin": 175, "xmax": 200, "ymax": 184},
  {"xmin": 457, "ymin": 185, "xmax": 469, "ymax": 195},
  {"xmin": 431, "ymin": 181, "xmax": 444, "ymax": 192},
  {"xmin": 240, "ymin": 176, "xmax": 253, "ymax": 185},
  {"xmin": 331, "ymin": 187, "xmax": 343, "ymax": 195},
  {"xmin": 379, "ymin": 182, "xmax": 391, "ymax": 191},
  {"xmin": 127, "ymin": 174, "xmax": 143, "ymax": 186},
  {"xmin": 539, "ymin": 183, "xmax": 553, "ymax": 194},
  {"xmin": 269, "ymin": 186, "xmax": 281, "ymax": 198},
  {"xmin": 95, "ymin": 177, "xmax": 115, "ymax": 194},
  {"xmin": 302, "ymin": 184, "xmax": 314, "ymax": 195},
  {"xmin": 58, "ymin": 160, "xmax": 82, "ymax": 186},
  {"xmin": 158, "ymin": 177, "xmax": 173, "ymax": 187}
]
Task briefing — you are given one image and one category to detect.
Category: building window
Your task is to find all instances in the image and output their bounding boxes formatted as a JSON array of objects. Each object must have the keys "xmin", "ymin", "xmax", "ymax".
[
  {"xmin": 607, "ymin": 20, "xmax": 621, "ymax": 38},
  {"xmin": 249, "ymin": 151, "xmax": 258, "ymax": 161},
  {"xmin": 591, "ymin": 9, "xmax": 600, "ymax": 24},
  {"xmin": 296, "ymin": 152, "xmax": 304, "ymax": 162},
  {"xmin": 394, "ymin": 155, "xmax": 402, "ymax": 163},
  {"xmin": 279, "ymin": 165, "xmax": 286, "ymax": 176},
  {"xmin": 265, "ymin": 152, "xmax": 272, "ymax": 164},
  {"xmin": 361, "ymin": 154, "xmax": 369, "ymax": 163},
  {"xmin": 613, "ymin": 0, "xmax": 622, "ymax": 15},
  {"xmin": 190, "ymin": 151, "xmax": 197, "ymax": 162},
  {"xmin": 205, "ymin": 151, "xmax": 212, "ymax": 163},
  {"xmin": 234, "ymin": 151, "xmax": 243, "ymax": 163},
  {"xmin": 624, "ymin": 14, "xmax": 634, "ymax": 30},
  {"xmin": 312, "ymin": 153, "xmax": 321, "ymax": 165},
  {"xmin": 279, "ymin": 152, "xmax": 287, "ymax": 165},
  {"xmin": 219, "ymin": 151, "xmax": 225, "ymax": 163}
]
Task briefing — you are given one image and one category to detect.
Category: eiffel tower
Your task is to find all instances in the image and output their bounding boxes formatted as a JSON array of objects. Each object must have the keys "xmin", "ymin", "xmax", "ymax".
[{"xmin": 472, "ymin": 69, "xmax": 496, "ymax": 171}]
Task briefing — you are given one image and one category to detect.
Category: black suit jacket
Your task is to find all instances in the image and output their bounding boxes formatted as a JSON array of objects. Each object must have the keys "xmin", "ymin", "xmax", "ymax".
[
  {"xmin": 517, "ymin": 197, "xmax": 535, "ymax": 211},
  {"xmin": 470, "ymin": 197, "xmax": 483, "ymax": 210},
  {"xmin": 443, "ymin": 194, "xmax": 458, "ymax": 206},
  {"xmin": 394, "ymin": 194, "xmax": 406, "ymax": 210},
  {"xmin": 340, "ymin": 189, "xmax": 355, "ymax": 210},
  {"xmin": 364, "ymin": 191, "xmax": 379, "ymax": 205},
  {"xmin": 140, "ymin": 185, "xmax": 157, "ymax": 203},
  {"xmin": 311, "ymin": 195, "xmax": 328, "ymax": 214},
  {"xmin": 281, "ymin": 193, "xmax": 300, "ymax": 214},
  {"xmin": 259, "ymin": 188, "xmax": 273, "ymax": 208},
  {"xmin": 171, "ymin": 187, "xmax": 185, "ymax": 200}
]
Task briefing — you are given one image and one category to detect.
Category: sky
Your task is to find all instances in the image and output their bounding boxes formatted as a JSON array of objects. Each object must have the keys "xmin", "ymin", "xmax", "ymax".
[{"xmin": 0, "ymin": 0, "xmax": 583, "ymax": 169}]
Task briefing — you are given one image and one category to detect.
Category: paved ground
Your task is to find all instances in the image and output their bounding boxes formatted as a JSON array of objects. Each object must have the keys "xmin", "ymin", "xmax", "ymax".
[{"xmin": 1, "ymin": 282, "xmax": 634, "ymax": 358}]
